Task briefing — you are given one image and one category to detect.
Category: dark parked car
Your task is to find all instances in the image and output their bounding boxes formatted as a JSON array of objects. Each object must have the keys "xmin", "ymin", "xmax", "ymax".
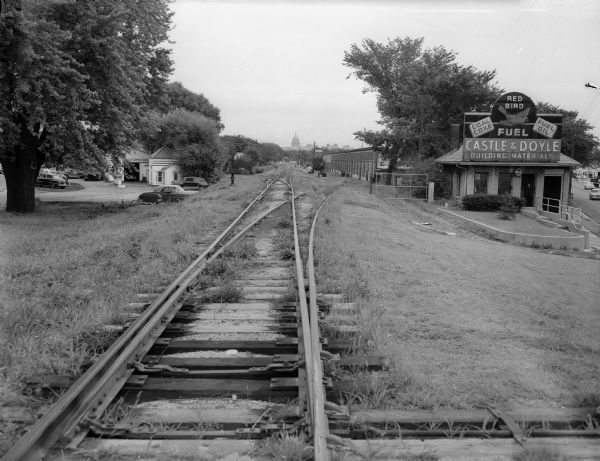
[
  {"xmin": 138, "ymin": 185, "xmax": 196, "ymax": 204},
  {"xmin": 180, "ymin": 176, "xmax": 208, "ymax": 190},
  {"xmin": 62, "ymin": 169, "xmax": 84, "ymax": 179},
  {"xmin": 84, "ymin": 172, "xmax": 103, "ymax": 181},
  {"xmin": 35, "ymin": 173, "xmax": 67, "ymax": 189}
]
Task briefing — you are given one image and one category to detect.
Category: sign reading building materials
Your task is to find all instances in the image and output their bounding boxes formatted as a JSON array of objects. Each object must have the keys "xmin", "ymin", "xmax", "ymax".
[{"xmin": 463, "ymin": 92, "xmax": 562, "ymax": 162}]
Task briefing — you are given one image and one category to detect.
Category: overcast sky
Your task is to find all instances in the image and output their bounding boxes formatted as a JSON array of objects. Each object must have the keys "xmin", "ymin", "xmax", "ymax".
[{"xmin": 170, "ymin": 0, "xmax": 600, "ymax": 149}]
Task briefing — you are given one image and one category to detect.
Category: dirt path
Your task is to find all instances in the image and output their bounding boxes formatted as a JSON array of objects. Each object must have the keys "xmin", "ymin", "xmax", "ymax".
[{"xmin": 322, "ymin": 187, "xmax": 600, "ymax": 409}]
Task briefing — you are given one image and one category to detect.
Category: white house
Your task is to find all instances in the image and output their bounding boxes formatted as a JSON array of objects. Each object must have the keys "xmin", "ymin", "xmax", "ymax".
[{"xmin": 148, "ymin": 146, "xmax": 183, "ymax": 186}]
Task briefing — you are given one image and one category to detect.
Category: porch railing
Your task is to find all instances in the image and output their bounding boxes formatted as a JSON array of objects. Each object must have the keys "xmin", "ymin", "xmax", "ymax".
[{"xmin": 535, "ymin": 196, "xmax": 582, "ymax": 227}]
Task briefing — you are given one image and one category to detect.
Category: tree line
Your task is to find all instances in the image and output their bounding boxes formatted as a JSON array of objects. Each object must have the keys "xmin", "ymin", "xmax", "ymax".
[
  {"xmin": 0, "ymin": 1, "xmax": 285, "ymax": 212},
  {"xmin": 343, "ymin": 37, "xmax": 599, "ymax": 170},
  {"xmin": 2, "ymin": 3, "xmax": 597, "ymax": 212}
]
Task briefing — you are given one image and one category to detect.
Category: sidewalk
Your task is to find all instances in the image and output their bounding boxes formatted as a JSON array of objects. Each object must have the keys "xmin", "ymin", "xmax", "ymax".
[{"xmin": 440, "ymin": 206, "xmax": 593, "ymax": 252}]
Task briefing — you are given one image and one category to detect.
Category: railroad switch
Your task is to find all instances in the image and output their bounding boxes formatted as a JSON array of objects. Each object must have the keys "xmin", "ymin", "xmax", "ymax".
[
  {"xmin": 320, "ymin": 350, "xmax": 340, "ymax": 362},
  {"xmin": 236, "ymin": 424, "xmax": 283, "ymax": 439},
  {"xmin": 84, "ymin": 418, "xmax": 137, "ymax": 438},
  {"xmin": 249, "ymin": 360, "xmax": 302, "ymax": 374},
  {"xmin": 132, "ymin": 361, "xmax": 189, "ymax": 375},
  {"xmin": 324, "ymin": 402, "xmax": 350, "ymax": 421},
  {"xmin": 487, "ymin": 407, "xmax": 527, "ymax": 445},
  {"xmin": 235, "ymin": 428, "xmax": 266, "ymax": 439}
]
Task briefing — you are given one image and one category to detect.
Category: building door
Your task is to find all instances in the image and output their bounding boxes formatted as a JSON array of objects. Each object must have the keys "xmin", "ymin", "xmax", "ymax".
[
  {"xmin": 520, "ymin": 174, "xmax": 536, "ymax": 206},
  {"xmin": 543, "ymin": 175, "xmax": 562, "ymax": 213}
]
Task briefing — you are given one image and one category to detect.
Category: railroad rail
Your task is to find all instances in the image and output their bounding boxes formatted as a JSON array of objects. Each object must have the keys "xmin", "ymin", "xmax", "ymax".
[
  {"xmin": 5, "ymin": 171, "xmax": 346, "ymax": 460},
  {"xmin": 5, "ymin": 169, "xmax": 600, "ymax": 460}
]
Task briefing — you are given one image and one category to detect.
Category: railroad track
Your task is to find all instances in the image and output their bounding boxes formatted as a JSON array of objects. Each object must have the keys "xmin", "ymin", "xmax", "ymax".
[
  {"xmin": 5, "ymin": 173, "xmax": 353, "ymax": 460},
  {"xmin": 6, "ymin": 171, "xmax": 600, "ymax": 460}
]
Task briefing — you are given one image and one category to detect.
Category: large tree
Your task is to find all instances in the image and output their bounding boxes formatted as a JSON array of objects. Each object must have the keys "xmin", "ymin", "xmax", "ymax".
[
  {"xmin": 141, "ymin": 108, "xmax": 224, "ymax": 180},
  {"xmin": 220, "ymin": 135, "xmax": 285, "ymax": 172},
  {"xmin": 343, "ymin": 37, "xmax": 500, "ymax": 168},
  {"xmin": 0, "ymin": 0, "xmax": 173, "ymax": 212},
  {"xmin": 160, "ymin": 82, "xmax": 222, "ymax": 129},
  {"xmin": 537, "ymin": 102, "xmax": 599, "ymax": 166}
]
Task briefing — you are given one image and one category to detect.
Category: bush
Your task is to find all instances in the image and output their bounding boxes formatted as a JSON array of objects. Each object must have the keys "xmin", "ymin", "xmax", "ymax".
[
  {"xmin": 497, "ymin": 194, "xmax": 521, "ymax": 220},
  {"xmin": 462, "ymin": 194, "xmax": 525, "ymax": 211}
]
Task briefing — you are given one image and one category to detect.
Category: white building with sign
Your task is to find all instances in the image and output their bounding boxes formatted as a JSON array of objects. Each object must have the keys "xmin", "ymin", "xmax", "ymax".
[{"xmin": 436, "ymin": 92, "xmax": 580, "ymax": 208}]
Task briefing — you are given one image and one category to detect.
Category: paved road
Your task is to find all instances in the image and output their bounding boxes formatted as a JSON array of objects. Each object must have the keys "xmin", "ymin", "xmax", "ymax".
[
  {"xmin": 36, "ymin": 179, "xmax": 153, "ymax": 202},
  {"xmin": 0, "ymin": 177, "xmax": 154, "ymax": 206},
  {"xmin": 572, "ymin": 179, "xmax": 600, "ymax": 237}
]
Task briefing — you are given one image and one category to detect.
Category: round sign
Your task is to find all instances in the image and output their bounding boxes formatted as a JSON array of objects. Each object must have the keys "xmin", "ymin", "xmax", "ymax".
[
  {"xmin": 513, "ymin": 167, "xmax": 523, "ymax": 177},
  {"xmin": 491, "ymin": 92, "xmax": 537, "ymax": 125}
]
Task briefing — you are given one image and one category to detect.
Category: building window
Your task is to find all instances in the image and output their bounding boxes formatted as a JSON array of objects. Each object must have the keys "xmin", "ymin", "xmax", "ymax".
[
  {"xmin": 173, "ymin": 172, "xmax": 178, "ymax": 181},
  {"xmin": 474, "ymin": 172, "xmax": 488, "ymax": 194},
  {"xmin": 157, "ymin": 171, "xmax": 163, "ymax": 183},
  {"xmin": 498, "ymin": 172, "xmax": 512, "ymax": 195}
]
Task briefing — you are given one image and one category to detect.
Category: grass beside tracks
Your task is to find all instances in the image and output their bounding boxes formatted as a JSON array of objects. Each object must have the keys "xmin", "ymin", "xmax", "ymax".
[
  {"xmin": 314, "ymin": 182, "xmax": 600, "ymax": 411},
  {"xmin": 0, "ymin": 173, "xmax": 274, "ymax": 411}
]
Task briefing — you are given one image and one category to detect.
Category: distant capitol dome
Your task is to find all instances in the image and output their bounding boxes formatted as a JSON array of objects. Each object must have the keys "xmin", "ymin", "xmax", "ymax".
[{"xmin": 291, "ymin": 133, "xmax": 300, "ymax": 149}]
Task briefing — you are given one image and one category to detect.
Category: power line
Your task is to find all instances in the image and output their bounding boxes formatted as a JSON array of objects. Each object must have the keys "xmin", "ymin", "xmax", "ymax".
[{"xmin": 476, "ymin": 0, "xmax": 540, "ymax": 57}]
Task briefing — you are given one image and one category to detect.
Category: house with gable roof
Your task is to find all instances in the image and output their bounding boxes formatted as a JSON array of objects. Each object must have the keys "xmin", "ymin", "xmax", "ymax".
[{"xmin": 148, "ymin": 146, "xmax": 184, "ymax": 186}]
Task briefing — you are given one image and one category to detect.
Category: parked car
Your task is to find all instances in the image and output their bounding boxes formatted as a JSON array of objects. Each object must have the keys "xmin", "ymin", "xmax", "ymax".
[
  {"xmin": 62, "ymin": 168, "xmax": 84, "ymax": 179},
  {"xmin": 84, "ymin": 172, "xmax": 103, "ymax": 181},
  {"xmin": 180, "ymin": 176, "xmax": 208, "ymax": 190},
  {"xmin": 583, "ymin": 181, "xmax": 595, "ymax": 190},
  {"xmin": 35, "ymin": 173, "xmax": 67, "ymax": 189},
  {"xmin": 138, "ymin": 185, "xmax": 196, "ymax": 204},
  {"xmin": 589, "ymin": 188, "xmax": 600, "ymax": 200}
]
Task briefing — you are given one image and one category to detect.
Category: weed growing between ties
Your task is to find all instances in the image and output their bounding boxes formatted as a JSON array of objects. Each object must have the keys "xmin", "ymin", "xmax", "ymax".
[
  {"xmin": 314, "ymin": 195, "xmax": 369, "ymax": 301},
  {"xmin": 251, "ymin": 432, "xmax": 311, "ymax": 461},
  {"xmin": 201, "ymin": 284, "xmax": 243, "ymax": 303},
  {"xmin": 0, "ymin": 173, "xmax": 273, "ymax": 413},
  {"xmin": 274, "ymin": 218, "xmax": 295, "ymax": 260},
  {"xmin": 220, "ymin": 239, "xmax": 258, "ymax": 260}
]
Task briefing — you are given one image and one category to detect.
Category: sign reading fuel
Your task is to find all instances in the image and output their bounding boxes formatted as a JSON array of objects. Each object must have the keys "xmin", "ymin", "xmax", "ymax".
[{"xmin": 463, "ymin": 92, "xmax": 562, "ymax": 162}]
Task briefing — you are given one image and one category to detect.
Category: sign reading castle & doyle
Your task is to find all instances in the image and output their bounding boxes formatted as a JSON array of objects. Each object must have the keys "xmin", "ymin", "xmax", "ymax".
[{"xmin": 463, "ymin": 92, "xmax": 562, "ymax": 162}]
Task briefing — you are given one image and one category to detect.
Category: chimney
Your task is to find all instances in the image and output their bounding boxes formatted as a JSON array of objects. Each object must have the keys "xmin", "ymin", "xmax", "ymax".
[{"xmin": 450, "ymin": 124, "xmax": 462, "ymax": 150}]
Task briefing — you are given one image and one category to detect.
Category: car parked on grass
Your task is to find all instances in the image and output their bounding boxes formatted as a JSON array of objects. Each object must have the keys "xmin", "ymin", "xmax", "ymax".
[
  {"xmin": 138, "ymin": 185, "xmax": 196, "ymax": 204},
  {"xmin": 180, "ymin": 176, "xmax": 208, "ymax": 190},
  {"xmin": 584, "ymin": 181, "xmax": 595, "ymax": 190},
  {"xmin": 35, "ymin": 173, "xmax": 68, "ymax": 189},
  {"xmin": 589, "ymin": 188, "xmax": 600, "ymax": 200}
]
